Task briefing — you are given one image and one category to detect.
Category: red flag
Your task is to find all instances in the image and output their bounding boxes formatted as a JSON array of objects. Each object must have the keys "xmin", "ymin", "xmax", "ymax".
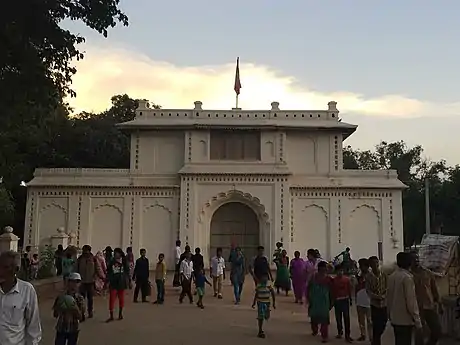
[{"xmin": 234, "ymin": 57, "xmax": 241, "ymax": 95}]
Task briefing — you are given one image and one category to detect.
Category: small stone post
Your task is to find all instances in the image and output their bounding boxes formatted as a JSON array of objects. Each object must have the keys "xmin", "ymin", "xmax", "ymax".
[
  {"xmin": 50, "ymin": 227, "xmax": 69, "ymax": 249},
  {"xmin": 0, "ymin": 226, "xmax": 20, "ymax": 252}
]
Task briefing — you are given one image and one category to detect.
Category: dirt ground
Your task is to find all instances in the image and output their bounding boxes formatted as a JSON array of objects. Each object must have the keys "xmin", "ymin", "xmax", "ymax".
[{"xmin": 38, "ymin": 277, "xmax": 451, "ymax": 345}]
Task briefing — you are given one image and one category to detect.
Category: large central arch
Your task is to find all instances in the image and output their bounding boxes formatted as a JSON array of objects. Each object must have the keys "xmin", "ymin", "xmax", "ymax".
[
  {"xmin": 197, "ymin": 190, "xmax": 271, "ymax": 265},
  {"xmin": 210, "ymin": 202, "xmax": 259, "ymax": 262}
]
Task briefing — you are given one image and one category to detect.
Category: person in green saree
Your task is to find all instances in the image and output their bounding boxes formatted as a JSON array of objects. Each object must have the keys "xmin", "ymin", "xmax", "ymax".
[
  {"xmin": 230, "ymin": 247, "xmax": 245, "ymax": 304},
  {"xmin": 274, "ymin": 249, "xmax": 291, "ymax": 295},
  {"xmin": 308, "ymin": 260, "xmax": 333, "ymax": 342}
]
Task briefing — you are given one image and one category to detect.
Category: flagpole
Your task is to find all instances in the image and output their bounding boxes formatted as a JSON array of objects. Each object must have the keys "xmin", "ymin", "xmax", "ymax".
[{"xmin": 236, "ymin": 94, "xmax": 239, "ymax": 109}]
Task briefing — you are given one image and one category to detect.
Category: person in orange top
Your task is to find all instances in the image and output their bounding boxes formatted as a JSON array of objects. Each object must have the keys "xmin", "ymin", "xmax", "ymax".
[{"xmin": 331, "ymin": 265, "xmax": 353, "ymax": 342}]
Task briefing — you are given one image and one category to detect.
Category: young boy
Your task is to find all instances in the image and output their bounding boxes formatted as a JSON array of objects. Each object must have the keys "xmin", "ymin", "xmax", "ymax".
[
  {"xmin": 356, "ymin": 258, "xmax": 372, "ymax": 342},
  {"xmin": 210, "ymin": 247, "xmax": 225, "ymax": 299},
  {"xmin": 133, "ymin": 248, "xmax": 150, "ymax": 303},
  {"xmin": 252, "ymin": 273, "xmax": 276, "ymax": 338},
  {"xmin": 154, "ymin": 253, "xmax": 166, "ymax": 304},
  {"xmin": 195, "ymin": 268, "xmax": 212, "ymax": 309},
  {"xmin": 53, "ymin": 272, "xmax": 85, "ymax": 345},
  {"xmin": 179, "ymin": 251, "xmax": 194, "ymax": 304},
  {"xmin": 331, "ymin": 265, "xmax": 353, "ymax": 342}
]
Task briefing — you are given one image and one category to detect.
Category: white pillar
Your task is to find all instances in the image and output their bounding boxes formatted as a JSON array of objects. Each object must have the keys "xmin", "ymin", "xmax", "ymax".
[
  {"xmin": 0, "ymin": 226, "xmax": 20, "ymax": 252},
  {"xmin": 50, "ymin": 227, "xmax": 69, "ymax": 249}
]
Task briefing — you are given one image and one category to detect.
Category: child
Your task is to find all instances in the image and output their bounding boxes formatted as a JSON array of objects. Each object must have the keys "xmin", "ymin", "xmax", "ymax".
[
  {"xmin": 210, "ymin": 247, "xmax": 225, "ymax": 299},
  {"xmin": 53, "ymin": 272, "xmax": 85, "ymax": 345},
  {"xmin": 154, "ymin": 253, "xmax": 166, "ymax": 304},
  {"xmin": 106, "ymin": 248, "xmax": 130, "ymax": 322},
  {"xmin": 195, "ymin": 268, "xmax": 212, "ymax": 309},
  {"xmin": 252, "ymin": 273, "xmax": 276, "ymax": 338},
  {"xmin": 179, "ymin": 251, "xmax": 194, "ymax": 303},
  {"xmin": 355, "ymin": 258, "xmax": 372, "ymax": 342},
  {"xmin": 133, "ymin": 248, "xmax": 150, "ymax": 303},
  {"xmin": 62, "ymin": 252, "xmax": 75, "ymax": 282},
  {"xmin": 331, "ymin": 264, "xmax": 353, "ymax": 342},
  {"xmin": 308, "ymin": 261, "xmax": 333, "ymax": 343},
  {"xmin": 30, "ymin": 254, "xmax": 39, "ymax": 280}
]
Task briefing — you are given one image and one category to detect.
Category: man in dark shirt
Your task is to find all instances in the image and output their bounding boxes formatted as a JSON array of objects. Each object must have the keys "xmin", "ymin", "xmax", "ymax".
[
  {"xmin": 192, "ymin": 247, "xmax": 204, "ymax": 275},
  {"xmin": 179, "ymin": 245, "xmax": 191, "ymax": 264},
  {"xmin": 250, "ymin": 246, "xmax": 272, "ymax": 285},
  {"xmin": 133, "ymin": 249, "xmax": 150, "ymax": 303}
]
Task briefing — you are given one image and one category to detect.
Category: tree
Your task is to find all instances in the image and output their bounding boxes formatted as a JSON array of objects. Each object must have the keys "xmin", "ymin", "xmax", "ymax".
[
  {"xmin": 1, "ymin": 0, "xmax": 128, "ymax": 111},
  {"xmin": 0, "ymin": 184, "xmax": 14, "ymax": 228},
  {"xmin": 344, "ymin": 141, "xmax": 455, "ymax": 246}
]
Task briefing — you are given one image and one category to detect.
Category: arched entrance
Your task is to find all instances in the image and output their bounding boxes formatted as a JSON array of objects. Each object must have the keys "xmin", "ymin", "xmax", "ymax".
[{"xmin": 210, "ymin": 202, "xmax": 260, "ymax": 263}]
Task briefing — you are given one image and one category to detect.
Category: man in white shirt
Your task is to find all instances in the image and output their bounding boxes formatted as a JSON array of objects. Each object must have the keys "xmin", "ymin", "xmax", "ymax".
[
  {"xmin": 173, "ymin": 240, "xmax": 182, "ymax": 287},
  {"xmin": 210, "ymin": 247, "xmax": 226, "ymax": 299},
  {"xmin": 0, "ymin": 250, "xmax": 42, "ymax": 345},
  {"xmin": 179, "ymin": 251, "xmax": 193, "ymax": 303}
]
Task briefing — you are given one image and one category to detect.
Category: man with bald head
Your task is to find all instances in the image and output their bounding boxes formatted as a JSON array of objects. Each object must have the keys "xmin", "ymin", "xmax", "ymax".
[{"xmin": 0, "ymin": 250, "xmax": 42, "ymax": 345}]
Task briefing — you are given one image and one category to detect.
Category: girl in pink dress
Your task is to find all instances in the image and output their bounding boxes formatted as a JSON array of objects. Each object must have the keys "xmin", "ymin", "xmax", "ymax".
[{"xmin": 95, "ymin": 251, "xmax": 107, "ymax": 295}]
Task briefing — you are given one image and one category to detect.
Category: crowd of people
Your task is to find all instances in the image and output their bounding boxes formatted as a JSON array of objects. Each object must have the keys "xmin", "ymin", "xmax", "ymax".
[{"xmin": 0, "ymin": 241, "xmax": 458, "ymax": 345}]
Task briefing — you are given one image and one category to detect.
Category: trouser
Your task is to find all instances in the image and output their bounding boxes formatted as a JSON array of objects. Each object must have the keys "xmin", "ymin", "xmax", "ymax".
[
  {"xmin": 155, "ymin": 279, "xmax": 165, "ymax": 302},
  {"xmin": 179, "ymin": 278, "xmax": 193, "ymax": 302},
  {"xmin": 55, "ymin": 331, "xmax": 79, "ymax": 345},
  {"xmin": 393, "ymin": 324, "xmax": 414, "ymax": 345},
  {"xmin": 213, "ymin": 274, "xmax": 223, "ymax": 296},
  {"xmin": 79, "ymin": 283, "xmax": 94, "ymax": 313},
  {"xmin": 357, "ymin": 306, "xmax": 373, "ymax": 340},
  {"xmin": 232, "ymin": 281, "xmax": 243, "ymax": 301},
  {"xmin": 334, "ymin": 298, "xmax": 351, "ymax": 337},
  {"xmin": 109, "ymin": 289, "xmax": 125, "ymax": 311},
  {"xmin": 311, "ymin": 322, "xmax": 329, "ymax": 340},
  {"xmin": 371, "ymin": 306, "xmax": 388, "ymax": 345},
  {"xmin": 415, "ymin": 309, "xmax": 442, "ymax": 345},
  {"xmin": 133, "ymin": 278, "xmax": 149, "ymax": 301},
  {"xmin": 173, "ymin": 261, "xmax": 180, "ymax": 287}
]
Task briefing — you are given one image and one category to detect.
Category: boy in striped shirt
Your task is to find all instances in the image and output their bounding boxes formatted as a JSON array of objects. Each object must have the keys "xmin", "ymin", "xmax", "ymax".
[{"xmin": 252, "ymin": 273, "xmax": 276, "ymax": 338}]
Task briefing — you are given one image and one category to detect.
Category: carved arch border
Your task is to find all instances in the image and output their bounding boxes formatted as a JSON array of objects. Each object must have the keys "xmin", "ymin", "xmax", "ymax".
[
  {"xmin": 302, "ymin": 203, "xmax": 329, "ymax": 219},
  {"xmin": 39, "ymin": 202, "xmax": 68, "ymax": 215},
  {"xmin": 198, "ymin": 189, "xmax": 270, "ymax": 226},
  {"xmin": 92, "ymin": 203, "xmax": 123, "ymax": 214},
  {"xmin": 350, "ymin": 204, "xmax": 381, "ymax": 224}
]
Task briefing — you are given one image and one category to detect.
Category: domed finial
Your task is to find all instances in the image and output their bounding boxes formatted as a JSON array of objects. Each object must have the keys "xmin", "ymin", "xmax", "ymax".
[{"xmin": 271, "ymin": 102, "xmax": 280, "ymax": 111}]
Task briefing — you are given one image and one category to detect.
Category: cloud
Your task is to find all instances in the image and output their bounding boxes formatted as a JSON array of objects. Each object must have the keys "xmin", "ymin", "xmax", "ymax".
[{"xmin": 68, "ymin": 45, "xmax": 460, "ymax": 118}]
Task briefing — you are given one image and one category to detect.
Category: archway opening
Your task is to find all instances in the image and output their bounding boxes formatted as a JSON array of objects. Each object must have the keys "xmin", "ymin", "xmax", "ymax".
[{"xmin": 210, "ymin": 202, "xmax": 260, "ymax": 265}]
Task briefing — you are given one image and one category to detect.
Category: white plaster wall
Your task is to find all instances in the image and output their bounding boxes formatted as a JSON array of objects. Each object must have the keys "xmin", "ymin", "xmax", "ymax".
[
  {"xmin": 36, "ymin": 197, "xmax": 69, "ymax": 246},
  {"xmin": 137, "ymin": 131, "xmax": 184, "ymax": 174},
  {"xmin": 189, "ymin": 130, "xmax": 209, "ymax": 162},
  {"xmin": 285, "ymin": 132, "xmax": 342, "ymax": 175},
  {"xmin": 291, "ymin": 190, "xmax": 403, "ymax": 264}
]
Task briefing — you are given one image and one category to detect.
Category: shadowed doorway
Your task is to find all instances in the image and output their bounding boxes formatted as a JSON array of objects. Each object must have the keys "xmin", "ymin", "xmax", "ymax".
[{"xmin": 210, "ymin": 202, "xmax": 260, "ymax": 266}]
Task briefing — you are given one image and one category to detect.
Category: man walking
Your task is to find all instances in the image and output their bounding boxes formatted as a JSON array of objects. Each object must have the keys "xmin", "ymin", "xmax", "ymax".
[
  {"xmin": 249, "ymin": 246, "xmax": 272, "ymax": 286},
  {"xmin": 366, "ymin": 256, "xmax": 388, "ymax": 345},
  {"xmin": 387, "ymin": 252, "xmax": 422, "ymax": 345},
  {"xmin": 76, "ymin": 244, "xmax": 97, "ymax": 318},
  {"xmin": 411, "ymin": 252, "xmax": 442, "ymax": 345},
  {"xmin": 133, "ymin": 248, "xmax": 150, "ymax": 303}
]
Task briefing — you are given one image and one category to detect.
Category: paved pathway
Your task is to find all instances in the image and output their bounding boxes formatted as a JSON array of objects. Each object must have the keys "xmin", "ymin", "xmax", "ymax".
[{"xmin": 39, "ymin": 278, "xmax": 396, "ymax": 345}]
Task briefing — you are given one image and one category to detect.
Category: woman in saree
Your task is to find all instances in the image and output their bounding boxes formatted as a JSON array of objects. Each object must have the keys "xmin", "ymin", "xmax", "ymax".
[
  {"xmin": 274, "ymin": 249, "xmax": 291, "ymax": 295},
  {"xmin": 230, "ymin": 247, "xmax": 245, "ymax": 304},
  {"xmin": 308, "ymin": 260, "xmax": 333, "ymax": 342},
  {"xmin": 289, "ymin": 250, "xmax": 306, "ymax": 303},
  {"xmin": 95, "ymin": 251, "xmax": 107, "ymax": 295}
]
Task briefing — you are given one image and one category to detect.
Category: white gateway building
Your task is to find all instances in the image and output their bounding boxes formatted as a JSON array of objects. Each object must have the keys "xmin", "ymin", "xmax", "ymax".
[{"xmin": 25, "ymin": 100, "xmax": 405, "ymax": 267}]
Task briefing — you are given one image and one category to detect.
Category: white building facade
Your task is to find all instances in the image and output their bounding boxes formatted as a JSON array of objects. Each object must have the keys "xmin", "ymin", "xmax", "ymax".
[{"xmin": 25, "ymin": 101, "xmax": 406, "ymax": 268}]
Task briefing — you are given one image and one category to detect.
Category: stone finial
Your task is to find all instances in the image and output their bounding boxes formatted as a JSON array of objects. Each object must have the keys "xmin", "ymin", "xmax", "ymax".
[
  {"xmin": 57, "ymin": 227, "xmax": 66, "ymax": 234},
  {"xmin": 3, "ymin": 226, "xmax": 13, "ymax": 234},
  {"xmin": 271, "ymin": 102, "xmax": 280, "ymax": 111},
  {"xmin": 328, "ymin": 101, "xmax": 338, "ymax": 111},
  {"xmin": 194, "ymin": 101, "xmax": 203, "ymax": 110},
  {"xmin": 137, "ymin": 99, "xmax": 149, "ymax": 110}
]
